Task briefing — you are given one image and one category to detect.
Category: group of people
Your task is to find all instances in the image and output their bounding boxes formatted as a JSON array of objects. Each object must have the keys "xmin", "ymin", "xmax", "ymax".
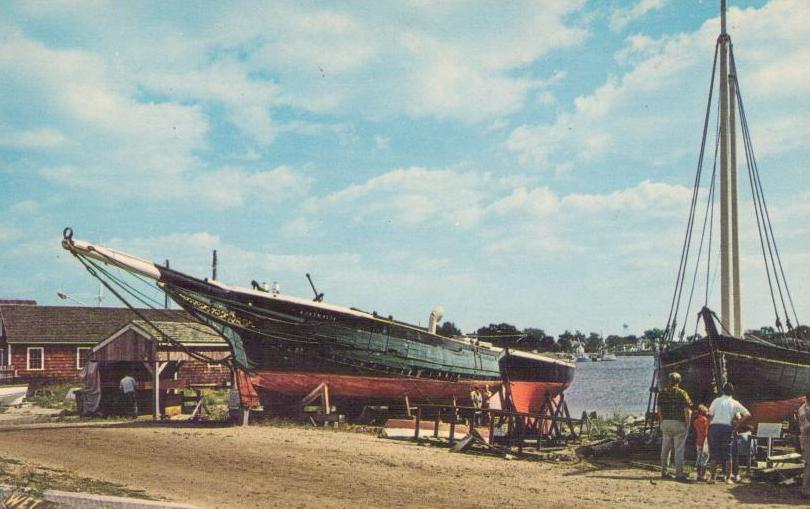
[
  {"xmin": 658, "ymin": 371, "xmax": 810, "ymax": 494},
  {"xmin": 470, "ymin": 385, "xmax": 492, "ymax": 426}
]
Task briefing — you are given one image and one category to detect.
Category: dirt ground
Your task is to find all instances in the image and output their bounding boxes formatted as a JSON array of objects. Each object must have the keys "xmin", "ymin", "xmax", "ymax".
[{"xmin": 0, "ymin": 420, "xmax": 805, "ymax": 509}]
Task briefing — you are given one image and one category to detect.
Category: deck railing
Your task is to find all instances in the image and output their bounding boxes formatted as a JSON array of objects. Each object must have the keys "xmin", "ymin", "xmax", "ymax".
[{"xmin": 0, "ymin": 365, "xmax": 17, "ymax": 380}]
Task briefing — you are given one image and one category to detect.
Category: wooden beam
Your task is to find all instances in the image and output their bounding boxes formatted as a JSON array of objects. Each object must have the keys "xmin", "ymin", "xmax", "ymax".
[{"xmin": 153, "ymin": 358, "xmax": 160, "ymax": 420}]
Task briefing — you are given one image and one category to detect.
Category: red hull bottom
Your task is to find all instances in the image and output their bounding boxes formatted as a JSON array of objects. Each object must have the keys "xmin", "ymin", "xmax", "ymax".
[
  {"xmin": 508, "ymin": 381, "xmax": 569, "ymax": 413},
  {"xmin": 247, "ymin": 371, "xmax": 570, "ymax": 413},
  {"xmin": 251, "ymin": 371, "xmax": 499, "ymax": 404},
  {"xmin": 747, "ymin": 396, "xmax": 806, "ymax": 424}
]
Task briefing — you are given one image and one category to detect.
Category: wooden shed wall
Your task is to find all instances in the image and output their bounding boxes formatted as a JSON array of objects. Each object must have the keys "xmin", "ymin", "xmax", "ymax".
[
  {"xmin": 10, "ymin": 344, "xmax": 86, "ymax": 383},
  {"xmin": 92, "ymin": 329, "xmax": 154, "ymax": 362}
]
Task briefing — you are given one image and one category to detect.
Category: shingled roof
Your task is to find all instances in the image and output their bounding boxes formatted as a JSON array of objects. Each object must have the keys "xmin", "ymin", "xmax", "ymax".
[
  {"xmin": 128, "ymin": 320, "xmax": 226, "ymax": 346},
  {"xmin": 0, "ymin": 304, "xmax": 191, "ymax": 344}
]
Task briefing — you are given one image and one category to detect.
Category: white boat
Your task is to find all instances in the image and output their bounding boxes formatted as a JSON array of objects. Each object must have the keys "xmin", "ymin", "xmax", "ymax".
[
  {"xmin": 0, "ymin": 384, "xmax": 28, "ymax": 406},
  {"xmin": 574, "ymin": 343, "xmax": 590, "ymax": 362},
  {"xmin": 600, "ymin": 352, "xmax": 617, "ymax": 362}
]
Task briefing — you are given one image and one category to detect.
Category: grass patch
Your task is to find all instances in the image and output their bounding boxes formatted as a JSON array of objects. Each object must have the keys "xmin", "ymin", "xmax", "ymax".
[
  {"xmin": 252, "ymin": 415, "xmax": 381, "ymax": 435},
  {"xmin": 0, "ymin": 456, "xmax": 154, "ymax": 500},
  {"xmin": 25, "ymin": 384, "xmax": 78, "ymax": 411}
]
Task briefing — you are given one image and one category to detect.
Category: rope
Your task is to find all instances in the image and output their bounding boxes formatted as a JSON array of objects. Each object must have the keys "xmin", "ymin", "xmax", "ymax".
[
  {"xmin": 681, "ymin": 109, "xmax": 722, "ymax": 340},
  {"xmin": 730, "ymin": 46, "xmax": 799, "ymax": 329},
  {"xmin": 69, "ymin": 250, "xmax": 228, "ymax": 365},
  {"xmin": 664, "ymin": 39, "xmax": 720, "ymax": 346},
  {"xmin": 728, "ymin": 46, "xmax": 785, "ymax": 331}
]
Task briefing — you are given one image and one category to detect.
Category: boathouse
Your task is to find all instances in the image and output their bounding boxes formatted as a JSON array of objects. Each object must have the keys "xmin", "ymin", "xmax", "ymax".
[
  {"xmin": 87, "ymin": 319, "xmax": 231, "ymax": 417},
  {"xmin": 84, "ymin": 319, "xmax": 231, "ymax": 417}
]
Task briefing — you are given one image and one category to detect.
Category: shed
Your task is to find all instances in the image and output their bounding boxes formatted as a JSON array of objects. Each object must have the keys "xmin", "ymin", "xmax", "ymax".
[
  {"xmin": 0, "ymin": 303, "xmax": 190, "ymax": 384},
  {"xmin": 88, "ymin": 320, "xmax": 232, "ymax": 418}
]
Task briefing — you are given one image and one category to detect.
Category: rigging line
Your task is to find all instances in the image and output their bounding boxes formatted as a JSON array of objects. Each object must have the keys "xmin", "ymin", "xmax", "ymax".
[
  {"xmin": 738, "ymin": 106, "xmax": 781, "ymax": 328},
  {"xmin": 705, "ymin": 109, "xmax": 721, "ymax": 306},
  {"xmin": 88, "ymin": 259, "xmax": 165, "ymax": 309},
  {"xmin": 731, "ymin": 50, "xmax": 799, "ymax": 327},
  {"xmin": 78, "ymin": 257, "xmax": 232, "ymax": 342},
  {"xmin": 729, "ymin": 69, "xmax": 782, "ymax": 330},
  {"xmin": 684, "ymin": 107, "xmax": 722, "ymax": 338},
  {"xmin": 81, "ymin": 256, "xmax": 166, "ymax": 312},
  {"xmin": 738, "ymin": 92, "xmax": 790, "ymax": 328},
  {"xmin": 71, "ymin": 252, "xmax": 226, "ymax": 365},
  {"xmin": 665, "ymin": 39, "xmax": 721, "ymax": 345},
  {"xmin": 76, "ymin": 247, "xmax": 167, "ymax": 309}
]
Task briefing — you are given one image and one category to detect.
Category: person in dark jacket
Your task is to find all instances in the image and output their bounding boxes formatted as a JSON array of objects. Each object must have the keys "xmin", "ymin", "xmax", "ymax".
[{"xmin": 657, "ymin": 372, "xmax": 693, "ymax": 480}]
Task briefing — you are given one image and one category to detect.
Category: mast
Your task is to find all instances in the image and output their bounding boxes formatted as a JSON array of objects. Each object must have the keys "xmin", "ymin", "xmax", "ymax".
[
  {"xmin": 730, "ymin": 58, "xmax": 742, "ymax": 336},
  {"xmin": 718, "ymin": 0, "xmax": 740, "ymax": 336},
  {"xmin": 719, "ymin": 0, "xmax": 731, "ymax": 334}
]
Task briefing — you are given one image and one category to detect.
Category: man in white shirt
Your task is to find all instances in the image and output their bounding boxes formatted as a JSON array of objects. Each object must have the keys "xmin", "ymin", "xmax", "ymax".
[
  {"xmin": 119, "ymin": 375, "xmax": 138, "ymax": 418},
  {"xmin": 707, "ymin": 383, "xmax": 750, "ymax": 483},
  {"xmin": 797, "ymin": 390, "xmax": 810, "ymax": 499}
]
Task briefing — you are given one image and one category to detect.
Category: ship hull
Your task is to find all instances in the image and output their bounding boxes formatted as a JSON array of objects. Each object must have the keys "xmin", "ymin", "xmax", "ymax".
[
  {"xmin": 158, "ymin": 272, "xmax": 575, "ymax": 413},
  {"xmin": 58, "ymin": 234, "xmax": 576, "ymax": 416},
  {"xmin": 658, "ymin": 334, "xmax": 810, "ymax": 423}
]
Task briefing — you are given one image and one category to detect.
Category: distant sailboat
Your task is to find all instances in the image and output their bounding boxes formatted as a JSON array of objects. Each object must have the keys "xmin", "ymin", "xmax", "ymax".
[
  {"xmin": 575, "ymin": 343, "xmax": 590, "ymax": 362},
  {"xmin": 656, "ymin": 0, "xmax": 807, "ymax": 423}
]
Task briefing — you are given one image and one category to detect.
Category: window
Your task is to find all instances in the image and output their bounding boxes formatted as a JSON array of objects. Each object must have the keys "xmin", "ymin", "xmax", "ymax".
[
  {"xmin": 76, "ymin": 347, "xmax": 91, "ymax": 370},
  {"xmin": 27, "ymin": 347, "xmax": 44, "ymax": 371}
]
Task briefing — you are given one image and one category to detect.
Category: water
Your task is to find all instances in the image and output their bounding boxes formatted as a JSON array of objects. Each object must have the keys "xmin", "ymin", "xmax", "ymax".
[{"xmin": 565, "ymin": 356, "xmax": 655, "ymax": 418}]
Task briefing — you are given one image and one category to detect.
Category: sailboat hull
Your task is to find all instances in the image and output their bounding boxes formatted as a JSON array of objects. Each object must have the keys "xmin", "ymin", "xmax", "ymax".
[
  {"xmin": 659, "ymin": 335, "xmax": 810, "ymax": 422},
  {"xmin": 59, "ymin": 233, "xmax": 576, "ymax": 414},
  {"xmin": 159, "ymin": 271, "xmax": 575, "ymax": 413}
]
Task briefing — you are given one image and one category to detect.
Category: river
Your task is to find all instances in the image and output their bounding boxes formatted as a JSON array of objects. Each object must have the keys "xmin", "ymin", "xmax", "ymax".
[{"xmin": 564, "ymin": 355, "xmax": 655, "ymax": 418}]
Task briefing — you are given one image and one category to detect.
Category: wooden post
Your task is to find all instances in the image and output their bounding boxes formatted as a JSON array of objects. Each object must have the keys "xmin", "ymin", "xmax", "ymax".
[
  {"xmin": 488, "ymin": 413, "xmax": 496, "ymax": 445},
  {"xmin": 152, "ymin": 342, "xmax": 160, "ymax": 420},
  {"xmin": 322, "ymin": 383, "xmax": 330, "ymax": 415},
  {"xmin": 449, "ymin": 406, "xmax": 456, "ymax": 445},
  {"xmin": 153, "ymin": 359, "xmax": 160, "ymax": 420},
  {"xmin": 404, "ymin": 395, "xmax": 411, "ymax": 417},
  {"xmin": 414, "ymin": 407, "xmax": 422, "ymax": 441},
  {"xmin": 433, "ymin": 407, "xmax": 442, "ymax": 438}
]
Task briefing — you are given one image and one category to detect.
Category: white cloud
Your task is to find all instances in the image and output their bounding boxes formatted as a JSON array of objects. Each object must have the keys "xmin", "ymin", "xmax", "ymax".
[
  {"xmin": 310, "ymin": 167, "xmax": 518, "ymax": 229},
  {"xmin": 0, "ymin": 128, "xmax": 66, "ymax": 149},
  {"xmin": 562, "ymin": 180, "xmax": 692, "ymax": 216},
  {"xmin": 508, "ymin": 0, "xmax": 810, "ymax": 172},
  {"xmin": 8, "ymin": 2, "xmax": 587, "ymax": 125},
  {"xmin": 609, "ymin": 0, "xmax": 668, "ymax": 32}
]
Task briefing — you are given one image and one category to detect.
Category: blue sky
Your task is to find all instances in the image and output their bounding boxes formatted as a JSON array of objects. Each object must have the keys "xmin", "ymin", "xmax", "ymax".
[{"xmin": 1, "ymin": 0, "xmax": 807, "ymax": 337}]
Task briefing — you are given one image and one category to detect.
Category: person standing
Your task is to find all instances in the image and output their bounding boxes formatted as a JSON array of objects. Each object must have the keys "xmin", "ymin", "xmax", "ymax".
[
  {"xmin": 119, "ymin": 374, "xmax": 138, "ymax": 418},
  {"xmin": 470, "ymin": 387, "xmax": 483, "ymax": 426},
  {"xmin": 798, "ymin": 390, "xmax": 810, "ymax": 499},
  {"xmin": 657, "ymin": 372, "xmax": 693, "ymax": 480},
  {"xmin": 693, "ymin": 404, "xmax": 710, "ymax": 481},
  {"xmin": 707, "ymin": 382, "xmax": 750, "ymax": 484}
]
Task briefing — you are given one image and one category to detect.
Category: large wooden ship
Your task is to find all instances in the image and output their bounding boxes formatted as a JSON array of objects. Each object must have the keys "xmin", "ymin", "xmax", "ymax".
[
  {"xmin": 657, "ymin": 0, "xmax": 806, "ymax": 423},
  {"xmin": 62, "ymin": 231, "xmax": 574, "ymax": 413}
]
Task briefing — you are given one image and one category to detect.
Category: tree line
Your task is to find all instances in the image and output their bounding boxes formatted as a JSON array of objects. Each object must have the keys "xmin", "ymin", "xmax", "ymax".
[{"xmin": 435, "ymin": 321, "xmax": 809, "ymax": 353}]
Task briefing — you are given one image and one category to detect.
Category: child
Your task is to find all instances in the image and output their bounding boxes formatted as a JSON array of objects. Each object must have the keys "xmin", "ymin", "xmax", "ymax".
[{"xmin": 693, "ymin": 404, "xmax": 710, "ymax": 481}]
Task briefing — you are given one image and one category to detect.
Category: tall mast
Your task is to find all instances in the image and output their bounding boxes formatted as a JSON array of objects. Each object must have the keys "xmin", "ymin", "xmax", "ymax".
[
  {"xmin": 730, "ymin": 57, "xmax": 741, "ymax": 336},
  {"xmin": 719, "ymin": 0, "xmax": 740, "ymax": 335}
]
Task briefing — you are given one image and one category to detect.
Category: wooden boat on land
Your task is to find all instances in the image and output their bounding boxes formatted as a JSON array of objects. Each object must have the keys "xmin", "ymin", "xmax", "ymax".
[
  {"xmin": 0, "ymin": 384, "xmax": 28, "ymax": 406},
  {"xmin": 657, "ymin": 0, "xmax": 806, "ymax": 423},
  {"xmin": 61, "ymin": 230, "xmax": 574, "ymax": 414}
]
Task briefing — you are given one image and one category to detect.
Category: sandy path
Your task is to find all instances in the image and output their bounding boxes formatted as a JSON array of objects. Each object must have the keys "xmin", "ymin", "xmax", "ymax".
[{"xmin": 0, "ymin": 421, "xmax": 803, "ymax": 508}]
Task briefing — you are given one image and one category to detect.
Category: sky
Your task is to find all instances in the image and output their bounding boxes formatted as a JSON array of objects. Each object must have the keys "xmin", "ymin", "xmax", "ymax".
[{"xmin": 0, "ymin": 0, "xmax": 807, "ymax": 337}]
